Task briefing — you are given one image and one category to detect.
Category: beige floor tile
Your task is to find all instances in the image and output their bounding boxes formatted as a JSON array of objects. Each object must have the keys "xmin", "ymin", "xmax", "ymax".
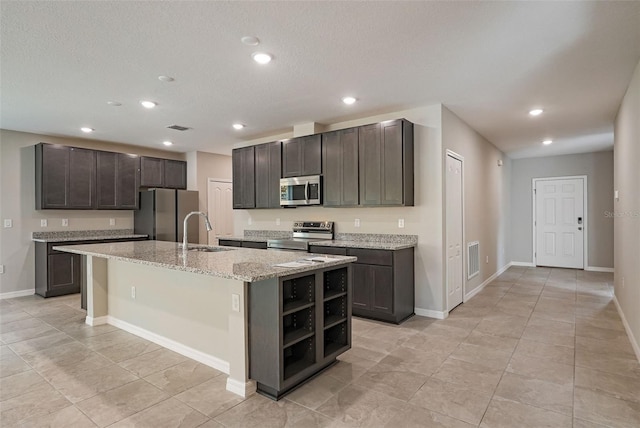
[
  {"xmin": 512, "ymin": 338, "xmax": 574, "ymax": 366},
  {"xmin": 576, "ymin": 321, "xmax": 629, "ymax": 342},
  {"xmin": 449, "ymin": 342, "xmax": 512, "ymax": 370},
  {"xmin": 572, "ymin": 417, "xmax": 611, "ymax": 428},
  {"xmin": 0, "ymin": 353, "xmax": 31, "ymax": 378},
  {"xmin": 21, "ymin": 341, "xmax": 112, "ymax": 378},
  {"xmin": 575, "ymin": 335, "xmax": 636, "ymax": 358},
  {"xmin": 0, "ymin": 369, "xmax": 49, "ymax": 401},
  {"xmin": 76, "ymin": 379, "xmax": 169, "ymax": 427},
  {"xmin": 0, "ymin": 317, "xmax": 46, "ymax": 333},
  {"xmin": 520, "ymin": 323, "xmax": 575, "ymax": 348},
  {"xmin": 526, "ymin": 316, "xmax": 575, "ymax": 335},
  {"xmin": 480, "ymin": 396, "xmax": 572, "ymax": 428},
  {"xmin": 57, "ymin": 319, "xmax": 119, "ymax": 340},
  {"xmin": 506, "ymin": 354, "xmax": 574, "ymax": 386},
  {"xmin": 118, "ymin": 348, "xmax": 188, "ymax": 377},
  {"xmin": 353, "ymin": 361, "xmax": 429, "ymax": 401},
  {"xmin": 8, "ymin": 331, "xmax": 76, "ymax": 355},
  {"xmin": 401, "ymin": 331, "xmax": 463, "ymax": 356},
  {"xmin": 196, "ymin": 421, "xmax": 224, "ymax": 428},
  {"xmin": 377, "ymin": 345, "xmax": 449, "ymax": 376},
  {"xmin": 574, "ymin": 386, "xmax": 640, "ymax": 428},
  {"xmin": 503, "ymin": 291, "xmax": 540, "ymax": 303},
  {"xmin": 0, "ymin": 310, "xmax": 32, "ymax": 325},
  {"xmin": 109, "ymin": 398, "xmax": 209, "ymax": 428},
  {"xmin": 474, "ymin": 314, "xmax": 529, "ymax": 339},
  {"xmin": 408, "ymin": 377, "xmax": 492, "ymax": 425},
  {"xmin": 462, "ymin": 330, "xmax": 518, "ymax": 353},
  {"xmin": 493, "ymin": 299, "xmax": 535, "ymax": 317},
  {"xmin": 216, "ymin": 394, "xmax": 332, "ymax": 428},
  {"xmin": 0, "ymin": 322, "xmax": 57, "ymax": 344},
  {"xmin": 350, "ymin": 318, "xmax": 377, "ymax": 336},
  {"xmin": 397, "ymin": 315, "xmax": 437, "ymax": 331},
  {"xmin": 529, "ymin": 307, "xmax": 576, "ymax": 324},
  {"xmin": 47, "ymin": 363, "xmax": 139, "ymax": 403},
  {"xmin": 325, "ymin": 352, "xmax": 377, "ymax": 383},
  {"xmin": 358, "ymin": 323, "xmax": 418, "ymax": 346},
  {"xmin": 575, "ymin": 348, "xmax": 640, "ymax": 378},
  {"xmin": 0, "ymin": 382, "xmax": 71, "ymax": 426},
  {"xmin": 343, "ymin": 345, "xmax": 388, "ymax": 363},
  {"xmin": 420, "ymin": 323, "xmax": 472, "ymax": 342},
  {"xmin": 174, "ymin": 376, "xmax": 244, "ymax": 418},
  {"xmin": 15, "ymin": 405, "xmax": 97, "ymax": 428},
  {"xmin": 433, "ymin": 358, "xmax": 503, "ymax": 394},
  {"xmin": 286, "ymin": 374, "xmax": 348, "ymax": 409},
  {"xmin": 575, "ymin": 366, "xmax": 640, "ymax": 403},
  {"xmin": 385, "ymin": 402, "xmax": 476, "ymax": 427},
  {"xmin": 494, "ymin": 372, "xmax": 573, "ymax": 415},
  {"xmin": 315, "ymin": 384, "xmax": 408, "ymax": 427},
  {"xmin": 144, "ymin": 360, "xmax": 222, "ymax": 395},
  {"xmin": 463, "ymin": 295, "xmax": 502, "ymax": 309}
]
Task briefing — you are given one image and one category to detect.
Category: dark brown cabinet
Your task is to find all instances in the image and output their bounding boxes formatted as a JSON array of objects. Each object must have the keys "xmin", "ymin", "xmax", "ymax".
[
  {"xmin": 322, "ymin": 128, "xmax": 359, "ymax": 206},
  {"xmin": 218, "ymin": 239, "xmax": 267, "ymax": 249},
  {"xmin": 255, "ymin": 142, "xmax": 282, "ymax": 208},
  {"xmin": 282, "ymin": 135, "xmax": 321, "ymax": 177},
  {"xmin": 96, "ymin": 152, "xmax": 140, "ymax": 209},
  {"xmin": 164, "ymin": 159, "xmax": 187, "ymax": 189},
  {"xmin": 309, "ymin": 245, "xmax": 415, "ymax": 324},
  {"xmin": 232, "ymin": 146, "xmax": 256, "ymax": 209},
  {"xmin": 140, "ymin": 157, "xmax": 164, "ymax": 188},
  {"xmin": 36, "ymin": 143, "xmax": 96, "ymax": 209},
  {"xmin": 359, "ymin": 119, "xmax": 414, "ymax": 206}
]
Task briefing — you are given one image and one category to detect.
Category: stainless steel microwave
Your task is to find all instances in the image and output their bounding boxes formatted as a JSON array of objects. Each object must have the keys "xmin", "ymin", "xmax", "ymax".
[{"xmin": 280, "ymin": 175, "xmax": 322, "ymax": 206}]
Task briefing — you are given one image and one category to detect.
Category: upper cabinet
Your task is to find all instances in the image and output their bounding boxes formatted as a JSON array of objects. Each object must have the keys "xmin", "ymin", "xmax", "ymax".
[
  {"xmin": 282, "ymin": 134, "xmax": 321, "ymax": 177},
  {"xmin": 322, "ymin": 128, "xmax": 359, "ymax": 207},
  {"xmin": 36, "ymin": 143, "xmax": 96, "ymax": 209},
  {"xmin": 232, "ymin": 146, "xmax": 256, "ymax": 209},
  {"xmin": 164, "ymin": 159, "xmax": 187, "ymax": 189},
  {"xmin": 140, "ymin": 157, "xmax": 186, "ymax": 189},
  {"xmin": 96, "ymin": 151, "xmax": 140, "ymax": 209},
  {"xmin": 255, "ymin": 141, "xmax": 282, "ymax": 208},
  {"xmin": 359, "ymin": 119, "xmax": 414, "ymax": 206}
]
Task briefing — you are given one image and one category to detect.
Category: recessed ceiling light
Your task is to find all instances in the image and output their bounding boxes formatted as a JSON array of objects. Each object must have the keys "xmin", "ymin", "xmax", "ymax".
[
  {"xmin": 158, "ymin": 75, "xmax": 174, "ymax": 82},
  {"xmin": 80, "ymin": 127, "xmax": 94, "ymax": 133},
  {"xmin": 232, "ymin": 123, "xmax": 245, "ymax": 130},
  {"xmin": 163, "ymin": 141, "xmax": 173, "ymax": 146},
  {"xmin": 241, "ymin": 36, "xmax": 260, "ymax": 46},
  {"xmin": 252, "ymin": 52, "xmax": 272, "ymax": 64},
  {"xmin": 529, "ymin": 108, "xmax": 544, "ymax": 116},
  {"xmin": 106, "ymin": 101, "xmax": 122, "ymax": 106},
  {"xmin": 342, "ymin": 96, "xmax": 357, "ymax": 105},
  {"xmin": 542, "ymin": 139, "xmax": 553, "ymax": 145},
  {"xmin": 140, "ymin": 100, "xmax": 157, "ymax": 109}
]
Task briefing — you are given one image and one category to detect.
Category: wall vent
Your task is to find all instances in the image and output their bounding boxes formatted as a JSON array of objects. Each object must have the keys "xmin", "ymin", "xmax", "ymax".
[
  {"xmin": 467, "ymin": 241, "xmax": 480, "ymax": 280},
  {"xmin": 166, "ymin": 124, "xmax": 191, "ymax": 131}
]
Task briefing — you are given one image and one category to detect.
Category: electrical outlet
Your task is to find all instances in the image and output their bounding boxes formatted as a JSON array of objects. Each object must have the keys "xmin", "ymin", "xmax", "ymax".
[
  {"xmin": 62, "ymin": 219, "xmax": 69, "ymax": 227},
  {"xmin": 41, "ymin": 219, "xmax": 48, "ymax": 227},
  {"xmin": 131, "ymin": 286, "xmax": 136, "ymax": 299},
  {"xmin": 0, "ymin": 265, "xmax": 4, "ymax": 274},
  {"xmin": 109, "ymin": 218, "xmax": 116, "ymax": 226},
  {"xmin": 276, "ymin": 218, "xmax": 281, "ymax": 226},
  {"xmin": 232, "ymin": 294, "xmax": 240, "ymax": 312},
  {"xmin": 3, "ymin": 219, "xmax": 12, "ymax": 228},
  {"xmin": 486, "ymin": 256, "xmax": 489, "ymax": 264},
  {"xmin": 354, "ymin": 219, "xmax": 361, "ymax": 228},
  {"xmin": 398, "ymin": 219, "xmax": 405, "ymax": 228}
]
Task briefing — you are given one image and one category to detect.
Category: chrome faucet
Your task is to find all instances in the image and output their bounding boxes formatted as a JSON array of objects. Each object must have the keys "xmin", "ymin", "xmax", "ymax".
[{"xmin": 182, "ymin": 211, "xmax": 213, "ymax": 251}]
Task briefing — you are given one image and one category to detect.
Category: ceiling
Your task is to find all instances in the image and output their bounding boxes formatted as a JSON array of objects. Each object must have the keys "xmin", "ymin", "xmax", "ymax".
[{"xmin": 1, "ymin": 1, "xmax": 639, "ymax": 158}]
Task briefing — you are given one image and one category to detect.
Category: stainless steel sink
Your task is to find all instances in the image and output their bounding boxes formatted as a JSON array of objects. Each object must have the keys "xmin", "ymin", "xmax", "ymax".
[{"xmin": 188, "ymin": 246, "xmax": 235, "ymax": 253}]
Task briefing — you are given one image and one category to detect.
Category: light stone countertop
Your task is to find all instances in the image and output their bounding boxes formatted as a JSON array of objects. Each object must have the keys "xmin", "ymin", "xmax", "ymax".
[
  {"xmin": 215, "ymin": 232, "xmax": 417, "ymax": 250},
  {"xmin": 309, "ymin": 240, "xmax": 416, "ymax": 251},
  {"xmin": 216, "ymin": 236, "xmax": 271, "ymax": 243},
  {"xmin": 53, "ymin": 240, "xmax": 356, "ymax": 282},
  {"xmin": 32, "ymin": 229, "xmax": 148, "ymax": 243}
]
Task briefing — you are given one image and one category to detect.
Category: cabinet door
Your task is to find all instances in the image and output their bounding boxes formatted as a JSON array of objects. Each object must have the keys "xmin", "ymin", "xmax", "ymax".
[
  {"xmin": 48, "ymin": 253, "xmax": 81, "ymax": 294},
  {"xmin": 341, "ymin": 128, "xmax": 359, "ymax": 205},
  {"xmin": 255, "ymin": 142, "xmax": 281, "ymax": 208},
  {"xmin": 96, "ymin": 151, "xmax": 118, "ymax": 209},
  {"xmin": 301, "ymin": 134, "xmax": 321, "ymax": 176},
  {"xmin": 232, "ymin": 147, "xmax": 255, "ymax": 208},
  {"xmin": 140, "ymin": 157, "xmax": 164, "ymax": 187},
  {"xmin": 351, "ymin": 264, "xmax": 371, "ymax": 311},
  {"xmin": 380, "ymin": 120, "xmax": 404, "ymax": 205},
  {"xmin": 40, "ymin": 144, "xmax": 70, "ymax": 208},
  {"xmin": 117, "ymin": 154, "xmax": 140, "ymax": 208},
  {"xmin": 164, "ymin": 160, "xmax": 187, "ymax": 189},
  {"xmin": 282, "ymin": 138, "xmax": 301, "ymax": 178},
  {"xmin": 68, "ymin": 147, "xmax": 96, "ymax": 209},
  {"xmin": 358, "ymin": 123, "xmax": 382, "ymax": 205},
  {"xmin": 371, "ymin": 265, "xmax": 394, "ymax": 314},
  {"xmin": 322, "ymin": 131, "xmax": 341, "ymax": 206}
]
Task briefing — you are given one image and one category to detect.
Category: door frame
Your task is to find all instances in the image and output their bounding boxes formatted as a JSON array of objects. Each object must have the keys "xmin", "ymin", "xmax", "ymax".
[
  {"xmin": 532, "ymin": 175, "xmax": 588, "ymax": 269},
  {"xmin": 207, "ymin": 177, "xmax": 233, "ymax": 244},
  {"xmin": 445, "ymin": 149, "xmax": 466, "ymax": 311}
]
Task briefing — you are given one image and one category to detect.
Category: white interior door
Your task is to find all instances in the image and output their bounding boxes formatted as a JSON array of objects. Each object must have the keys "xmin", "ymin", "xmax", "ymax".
[
  {"xmin": 446, "ymin": 154, "xmax": 464, "ymax": 311},
  {"xmin": 535, "ymin": 177, "xmax": 584, "ymax": 269},
  {"xmin": 207, "ymin": 179, "xmax": 234, "ymax": 245}
]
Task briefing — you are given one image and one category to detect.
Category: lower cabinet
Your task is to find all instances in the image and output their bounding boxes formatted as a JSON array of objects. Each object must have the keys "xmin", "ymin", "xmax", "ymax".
[
  {"xmin": 249, "ymin": 265, "xmax": 351, "ymax": 399},
  {"xmin": 218, "ymin": 239, "xmax": 267, "ymax": 249},
  {"xmin": 309, "ymin": 245, "xmax": 415, "ymax": 324}
]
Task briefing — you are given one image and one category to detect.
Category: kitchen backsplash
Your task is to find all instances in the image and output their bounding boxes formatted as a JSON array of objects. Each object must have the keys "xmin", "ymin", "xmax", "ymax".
[
  {"xmin": 243, "ymin": 230, "xmax": 292, "ymax": 239},
  {"xmin": 334, "ymin": 233, "xmax": 418, "ymax": 244}
]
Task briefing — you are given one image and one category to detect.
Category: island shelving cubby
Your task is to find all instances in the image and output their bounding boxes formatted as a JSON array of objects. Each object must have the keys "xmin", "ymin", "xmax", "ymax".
[{"xmin": 249, "ymin": 265, "xmax": 352, "ymax": 399}]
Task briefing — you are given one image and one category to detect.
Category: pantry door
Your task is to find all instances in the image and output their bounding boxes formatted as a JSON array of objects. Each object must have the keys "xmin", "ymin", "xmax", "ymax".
[
  {"xmin": 207, "ymin": 179, "xmax": 234, "ymax": 244},
  {"xmin": 534, "ymin": 177, "xmax": 585, "ymax": 269},
  {"xmin": 446, "ymin": 152, "xmax": 464, "ymax": 311}
]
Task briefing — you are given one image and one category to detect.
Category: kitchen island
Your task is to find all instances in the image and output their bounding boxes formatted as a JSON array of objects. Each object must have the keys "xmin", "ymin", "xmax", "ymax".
[{"xmin": 53, "ymin": 240, "xmax": 356, "ymax": 399}]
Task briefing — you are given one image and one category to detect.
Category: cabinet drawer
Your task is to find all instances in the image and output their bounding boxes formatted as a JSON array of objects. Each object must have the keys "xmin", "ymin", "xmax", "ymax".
[
  {"xmin": 219, "ymin": 239, "xmax": 243, "ymax": 247},
  {"xmin": 347, "ymin": 248, "xmax": 392, "ymax": 266},
  {"xmin": 309, "ymin": 246, "xmax": 347, "ymax": 256},
  {"xmin": 242, "ymin": 241, "xmax": 267, "ymax": 249}
]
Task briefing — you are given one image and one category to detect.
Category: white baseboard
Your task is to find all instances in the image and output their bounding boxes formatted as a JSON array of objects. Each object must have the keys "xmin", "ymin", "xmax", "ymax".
[
  {"xmin": 85, "ymin": 316, "xmax": 108, "ymax": 326},
  {"xmin": 0, "ymin": 289, "xmax": 35, "ymax": 300},
  {"xmin": 414, "ymin": 308, "xmax": 447, "ymax": 319},
  {"xmin": 585, "ymin": 266, "xmax": 614, "ymax": 273},
  {"xmin": 226, "ymin": 378, "xmax": 256, "ymax": 398},
  {"xmin": 510, "ymin": 261, "xmax": 535, "ymax": 267},
  {"xmin": 465, "ymin": 262, "xmax": 512, "ymax": 301},
  {"xmin": 612, "ymin": 295, "xmax": 640, "ymax": 363},
  {"xmin": 106, "ymin": 316, "xmax": 230, "ymax": 375}
]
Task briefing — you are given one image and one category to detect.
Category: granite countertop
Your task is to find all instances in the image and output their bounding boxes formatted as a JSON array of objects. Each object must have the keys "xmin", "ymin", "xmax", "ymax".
[
  {"xmin": 310, "ymin": 240, "xmax": 416, "ymax": 251},
  {"xmin": 53, "ymin": 240, "xmax": 356, "ymax": 282},
  {"xmin": 217, "ymin": 236, "xmax": 271, "ymax": 243},
  {"xmin": 32, "ymin": 229, "xmax": 148, "ymax": 243}
]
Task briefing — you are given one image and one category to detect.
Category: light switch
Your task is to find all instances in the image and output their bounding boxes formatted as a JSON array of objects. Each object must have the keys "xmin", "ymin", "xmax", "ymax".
[
  {"xmin": 232, "ymin": 294, "xmax": 240, "ymax": 312},
  {"xmin": 3, "ymin": 219, "xmax": 12, "ymax": 228},
  {"xmin": 248, "ymin": 218, "xmax": 252, "ymax": 226},
  {"xmin": 41, "ymin": 219, "xmax": 48, "ymax": 227},
  {"xmin": 62, "ymin": 219, "xmax": 69, "ymax": 227},
  {"xmin": 614, "ymin": 190, "xmax": 619, "ymax": 201},
  {"xmin": 354, "ymin": 219, "xmax": 360, "ymax": 228},
  {"xmin": 398, "ymin": 219, "xmax": 405, "ymax": 228},
  {"xmin": 109, "ymin": 218, "xmax": 116, "ymax": 226}
]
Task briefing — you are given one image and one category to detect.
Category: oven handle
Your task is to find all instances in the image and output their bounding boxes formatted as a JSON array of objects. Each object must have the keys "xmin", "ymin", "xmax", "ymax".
[{"xmin": 305, "ymin": 181, "xmax": 309, "ymax": 202}]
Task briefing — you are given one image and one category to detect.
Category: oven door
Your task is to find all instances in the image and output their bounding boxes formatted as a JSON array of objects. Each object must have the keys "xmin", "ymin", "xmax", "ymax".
[{"xmin": 280, "ymin": 175, "xmax": 321, "ymax": 206}]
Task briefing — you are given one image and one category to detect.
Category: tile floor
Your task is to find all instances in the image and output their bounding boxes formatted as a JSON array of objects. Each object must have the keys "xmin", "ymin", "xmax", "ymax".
[{"xmin": 1, "ymin": 267, "xmax": 639, "ymax": 427}]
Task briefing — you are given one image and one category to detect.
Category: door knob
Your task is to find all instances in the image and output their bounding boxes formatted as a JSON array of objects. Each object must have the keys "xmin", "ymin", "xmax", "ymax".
[{"xmin": 578, "ymin": 227, "xmax": 582, "ymax": 231}]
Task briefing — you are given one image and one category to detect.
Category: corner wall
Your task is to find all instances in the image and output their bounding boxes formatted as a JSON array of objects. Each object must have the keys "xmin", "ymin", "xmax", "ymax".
[{"xmin": 613, "ymin": 58, "xmax": 640, "ymax": 357}]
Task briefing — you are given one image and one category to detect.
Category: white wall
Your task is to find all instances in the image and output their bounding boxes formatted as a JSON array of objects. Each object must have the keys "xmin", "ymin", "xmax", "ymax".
[
  {"xmin": 613, "ymin": 58, "xmax": 640, "ymax": 356},
  {"xmin": 510, "ymin": 151, "xmax": 614, "ymax": 269},
  {"xmin": 0, "ymin": 129, "xmax": 184, "ymax": 296}
]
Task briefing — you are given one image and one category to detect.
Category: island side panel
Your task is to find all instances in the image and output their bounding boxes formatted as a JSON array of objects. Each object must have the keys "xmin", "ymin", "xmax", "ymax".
[{"xmin": 85, "ymin": 255, "xmax": 108, "ymax": 325}]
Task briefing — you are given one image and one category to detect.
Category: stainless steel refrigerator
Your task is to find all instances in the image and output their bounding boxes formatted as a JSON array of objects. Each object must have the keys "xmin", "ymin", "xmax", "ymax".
[{"xmin": 134, "ymin": 189, "xmax": 199, "ymax": 243}]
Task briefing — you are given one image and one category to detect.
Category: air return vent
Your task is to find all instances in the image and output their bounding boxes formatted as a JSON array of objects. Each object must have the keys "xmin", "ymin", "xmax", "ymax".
[
  {"xmin": 467, "ymin": 241, "xmax": 480, "ymax": 280},
  {"xmin": 166, "ymin": 124, "xmax": 191, "ymax": 131}
]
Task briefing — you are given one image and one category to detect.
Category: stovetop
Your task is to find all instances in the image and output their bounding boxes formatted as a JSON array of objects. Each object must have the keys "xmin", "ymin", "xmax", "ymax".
[{"xmin": 267, "ymin": 221, "xmax": 334, "ymax": 251}]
